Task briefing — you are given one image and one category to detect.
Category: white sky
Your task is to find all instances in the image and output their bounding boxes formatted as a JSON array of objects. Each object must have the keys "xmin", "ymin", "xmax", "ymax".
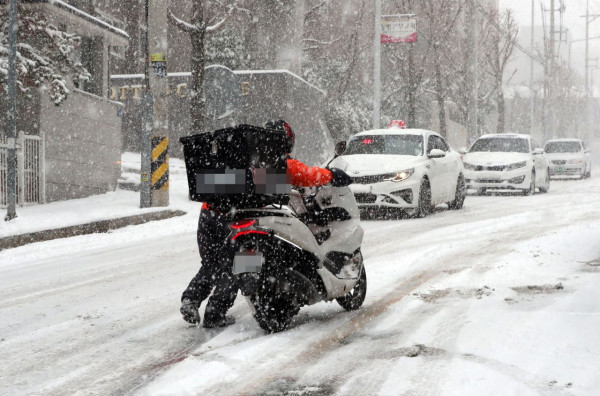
[{"xmin": 499, "ymin": 0, "xmax": 600, "ymax": 85}]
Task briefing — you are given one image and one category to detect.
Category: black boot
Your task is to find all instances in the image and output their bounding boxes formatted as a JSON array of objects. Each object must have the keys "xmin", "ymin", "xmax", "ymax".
[
  {"xmin": 180, "ymin": 298, "xmax": 200, "ymax": 324},
  {"xmin": 203, "ymin": 315, "xmax": 235, "ymax": 328}
]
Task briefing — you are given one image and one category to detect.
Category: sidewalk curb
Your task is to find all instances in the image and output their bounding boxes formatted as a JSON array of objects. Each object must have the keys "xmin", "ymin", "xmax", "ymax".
[{"xmin": 0, "ymin": 210, "xmax": 187, "ymax": 251}]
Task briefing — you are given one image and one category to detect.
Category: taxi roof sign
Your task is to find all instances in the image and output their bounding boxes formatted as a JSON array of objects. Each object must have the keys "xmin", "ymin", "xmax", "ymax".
[{"xmin": 388, "ymin": 120, "xmax": 406, "ymax": 129}]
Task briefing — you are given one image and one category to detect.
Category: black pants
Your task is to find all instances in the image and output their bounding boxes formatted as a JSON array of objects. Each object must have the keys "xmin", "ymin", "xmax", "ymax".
[{"xmin": 181, "ymin": 209, "xmax": 238, "ymax": 322}]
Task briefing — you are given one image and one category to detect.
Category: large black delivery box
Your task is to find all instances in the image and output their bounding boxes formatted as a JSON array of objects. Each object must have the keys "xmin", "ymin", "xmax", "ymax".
[{"xmin": 180, "ymin": 124, "xmax": 290, "ymax": 210}]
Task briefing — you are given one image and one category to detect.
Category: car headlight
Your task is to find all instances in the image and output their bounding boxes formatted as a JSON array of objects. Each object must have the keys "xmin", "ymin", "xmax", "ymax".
[
  {"xmin": 385, "ymin": 168, "xmax": 414, "ymax": 182},
  {"xmin": 463, "ymin": 162, "xmax": 475, "ymax": 170},
  {"xmin": 568, "ymin": 159, "xmax": 584, "ymax": 164},
  {"xmin": 506, "ymin": 161, "xmax": 527, "ymax": 171}
]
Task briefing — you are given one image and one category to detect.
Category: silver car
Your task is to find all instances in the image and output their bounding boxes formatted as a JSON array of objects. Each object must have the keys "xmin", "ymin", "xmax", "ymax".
[{"xmin": 544, "ymin": 139, "xmax": 592, "ymax": 179}]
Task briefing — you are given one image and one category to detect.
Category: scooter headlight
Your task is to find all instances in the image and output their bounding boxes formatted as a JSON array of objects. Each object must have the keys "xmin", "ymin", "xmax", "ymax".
[{"xmin": 385, "ymin": 168, "xmax": 414, "ymax": 182}]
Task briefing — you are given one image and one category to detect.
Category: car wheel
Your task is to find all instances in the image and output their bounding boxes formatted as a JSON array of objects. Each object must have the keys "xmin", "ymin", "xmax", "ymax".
[
  {"xmin": 448, "ymin": 174, "xmax": 466, "ymax": 210},
  {"xmin": 415, "ymin": 179, "xmax": 432, "ymax": 218},
  {"xmin": 522, "ymin": 170, "xmax": 536, "ymax": 196},
  {"xmin": 538, "ymin": 169, "xmax": 550, "ymax": 193}
]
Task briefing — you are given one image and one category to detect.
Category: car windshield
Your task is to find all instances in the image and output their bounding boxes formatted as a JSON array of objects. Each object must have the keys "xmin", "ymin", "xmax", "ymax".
[
  {"xmin": 544, "ymin": 141, "xmax": 581, "ymax": 153},
  {"xmin": 343, "ymin": 134, "xmax": 423, "ymax": 156},
  {"xmin": 469, "ymin": 137, "xmax": 529, "ymax": 153}
]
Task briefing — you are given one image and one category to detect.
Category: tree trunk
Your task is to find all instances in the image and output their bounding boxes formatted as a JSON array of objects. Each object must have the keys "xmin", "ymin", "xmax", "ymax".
[
  {"xmin": 496, "ymin": 79, "xmax": 505, "ymax": 134},
  {"xmin": 433, "ymin": 47, "xmax": 447, "ymax": 138}
]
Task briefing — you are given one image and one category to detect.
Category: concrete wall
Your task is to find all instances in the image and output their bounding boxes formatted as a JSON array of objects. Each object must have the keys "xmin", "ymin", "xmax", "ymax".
[
  {"xmin": 41, "ymin": 89, "xmax": 122, "ymax": 202},
  {"xmin": 112, "ymin": 69, "xmax": 334, "ymax": 165}
]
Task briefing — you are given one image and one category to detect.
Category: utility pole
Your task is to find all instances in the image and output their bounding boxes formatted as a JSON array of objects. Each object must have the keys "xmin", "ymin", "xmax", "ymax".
[
  {"xmin": 373, "ymin": 0, "xmax": 382, "ymax": 129},
  {"xmin": 546, "ymin": 0, "xmax": 555, "ymax": 142},
  {"xmin": 466, "ymin": 0, "xmax": 478, "ymax": 144},
  {"xmin": 529, "ymin": 0, "xmax": 535, "ymax": 135},
  {"xmin": 5, "ymin": 0, "xmax": 18, "ymax": 221},
  {"xmin": 141, "ymin": 0, "xmax": 169, "ymax": 208}
]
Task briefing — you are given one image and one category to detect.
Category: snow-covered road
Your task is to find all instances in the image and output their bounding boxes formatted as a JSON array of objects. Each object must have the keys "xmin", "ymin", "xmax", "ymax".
[{"xmin": 1, "ymin": 174, "xmax": 599, "ymax": 395}]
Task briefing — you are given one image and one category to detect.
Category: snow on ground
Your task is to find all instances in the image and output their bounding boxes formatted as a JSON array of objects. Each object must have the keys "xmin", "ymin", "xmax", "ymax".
[
  {"xmin": 1, "ymin": 150, "xmax": 599, "ymax": 395},
  {"xmin": 0, "ymin": 153, "xmax": 195, "ymax": 238}
]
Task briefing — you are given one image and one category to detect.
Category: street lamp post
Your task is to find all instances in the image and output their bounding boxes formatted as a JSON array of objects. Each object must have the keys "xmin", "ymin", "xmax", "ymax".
[
  {"xmin": 5, "ymin": 0, "xmax": 18, "ymax": 221},
  {"xmin": 373, "ymin": 0, "xmax": 382, "ymax": 129},
  {"xmin": 583, "ymin": 0, "xmax": 600, "ymax": 143}
]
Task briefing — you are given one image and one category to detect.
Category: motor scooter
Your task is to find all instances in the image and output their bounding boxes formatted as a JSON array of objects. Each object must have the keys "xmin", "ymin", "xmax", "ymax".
[{"xmin": 230, "ymin": 162, "xmax": 366, "ymax": 332}]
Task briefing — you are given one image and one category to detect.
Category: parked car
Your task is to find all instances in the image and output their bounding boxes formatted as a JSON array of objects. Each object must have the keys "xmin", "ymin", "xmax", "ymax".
[
  {"xmin": 329, "ymin": 128, "xmax": 466, "ymax": 218},
  {"xmin": 462, "ymin": 133, "xmax": 550, "ymax": 196},
  {"xmin": 544, "ymin": 138, "xmax": 592, "ymax": 179}
]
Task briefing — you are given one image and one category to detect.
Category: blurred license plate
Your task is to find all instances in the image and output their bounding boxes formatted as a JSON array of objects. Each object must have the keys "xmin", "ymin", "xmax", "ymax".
[
  {"xmin": 233, "ymin": 252, "xmax": 264, "ymax": 274},
  {"xmin": 556, "ymin": 166, "xmax": 564, "ymax": 171}
]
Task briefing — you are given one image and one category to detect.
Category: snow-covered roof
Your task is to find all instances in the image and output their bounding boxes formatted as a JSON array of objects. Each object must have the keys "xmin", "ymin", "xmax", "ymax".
[
  {"xmin": 352, "ymin": 128, "xmax": 438, "ymax": 137},
  {"xmin": 111, "ymin": 69, "xmax": 326, "ymax": 95},
  {"xmin": 235, "ymin": 70, "xmax": 325, "ymax": 95},
  {"xmin": 545, "ymin": 138, "xmax": 583, "ymax": 143},
  {"xmin": 478, "ymin": 133, "xmax": 530, "ymax": 139},
  {"xmin": 22, "ymin": 0, "xmax": 129, "ymax": 40}
]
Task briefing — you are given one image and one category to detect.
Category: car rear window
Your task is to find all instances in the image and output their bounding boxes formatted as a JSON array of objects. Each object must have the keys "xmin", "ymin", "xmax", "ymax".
[
  {"xmin": 544, "ymin": 141, "xmax": 581, "ymax": 153},
  {"xmin": 469, "ymin": 137, "xmax": 529, "ymax": 153},
  {"xmin": 344, "ymin": 134, "xmax": 424, "ymax": 156}
]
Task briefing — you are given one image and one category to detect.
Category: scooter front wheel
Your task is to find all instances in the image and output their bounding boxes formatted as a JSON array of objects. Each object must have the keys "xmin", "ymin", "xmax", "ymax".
[{"xmin": 336, "ymin": 265, "xmax": 367, "ymax": 311}]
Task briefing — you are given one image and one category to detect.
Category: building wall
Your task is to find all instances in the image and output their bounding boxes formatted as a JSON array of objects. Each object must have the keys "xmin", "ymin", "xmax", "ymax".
[{"xmin": 41, "ymin": 89, "xmax": 122, "ymax": 202}]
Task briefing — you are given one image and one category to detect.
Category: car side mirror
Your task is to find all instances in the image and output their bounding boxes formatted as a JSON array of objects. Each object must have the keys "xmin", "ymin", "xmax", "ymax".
[
  {"xmin": 533, "ymin": 148, "xmax": 544, "ymax": 155},
  {"xmin": 458, "ymin": 147, "xmax": 467, "ymax": 155},
  {"xmin": 334, "ymin": 141, "xmax": 347, "ymax": 156},
  {"xmin": 584, "ymin": 149, "xmax": 591, "ymax": 154},
  {"xmin": 428, "ymin": 148, "xmax": 446, "ymax": 158}
]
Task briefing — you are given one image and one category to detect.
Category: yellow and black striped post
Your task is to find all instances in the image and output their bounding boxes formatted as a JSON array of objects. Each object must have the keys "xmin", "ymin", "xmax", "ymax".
[{"xmin": 151, "ymin": 136, "xmax": 169, "ymax": 205}]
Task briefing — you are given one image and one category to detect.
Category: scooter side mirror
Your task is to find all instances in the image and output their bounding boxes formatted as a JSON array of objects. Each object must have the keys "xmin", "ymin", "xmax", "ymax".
[{"xmin": 334, "ymin": 141, "xmax": 347, "ymax": 156}]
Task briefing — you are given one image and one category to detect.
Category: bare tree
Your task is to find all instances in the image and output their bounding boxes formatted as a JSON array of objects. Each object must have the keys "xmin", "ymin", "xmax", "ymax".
[
  {"xmin": 302, "ymin": 0, "xmax": 372, "ymax": 140},
  {"xmin": 168, "ymin": 1, "xmax": 246, "ymax": 133},
  {"xmin": 482, "ymin": 9, "xmax": 518, "ymax": 133},
  {"xmin": 420, "ymin": 0, "xmax": 462, "ymax": 138},
  {"xmin": 380, "ymin": 0, "xmax": 433, "ymax": 128}
]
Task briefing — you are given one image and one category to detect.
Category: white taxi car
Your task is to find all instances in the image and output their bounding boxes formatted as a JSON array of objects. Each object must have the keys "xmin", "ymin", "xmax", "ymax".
[
  {"xmin": 544, "ymin": 139, "xmax": 592, "ymax": 179},
  {"xmin": 330, "ymin": 128, "xmax": 466, "ymax": 217},
  {"xmin": 463, "ymin": 134, "xmax": 550, "ymax": 195}
]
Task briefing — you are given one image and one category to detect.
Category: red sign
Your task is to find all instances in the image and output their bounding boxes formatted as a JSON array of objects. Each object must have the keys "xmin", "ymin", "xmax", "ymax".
[{"xmin": 381, "ymin": 15, "xmax": 417, "ymax": 44}]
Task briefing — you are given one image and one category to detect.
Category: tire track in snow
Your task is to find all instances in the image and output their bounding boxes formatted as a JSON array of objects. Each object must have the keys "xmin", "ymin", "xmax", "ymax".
[{"xmin": 200, "ymin": 209, "xmax": 599, "ymax": 395}]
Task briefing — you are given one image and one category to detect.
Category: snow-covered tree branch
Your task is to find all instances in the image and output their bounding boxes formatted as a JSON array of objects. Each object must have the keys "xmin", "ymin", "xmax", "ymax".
[{"xmin": 0, "ymin": 5, "xmax": 90, "ymax": 105}]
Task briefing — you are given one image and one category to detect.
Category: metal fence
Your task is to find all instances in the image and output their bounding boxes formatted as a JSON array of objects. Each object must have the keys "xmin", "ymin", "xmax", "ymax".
[{"xmin": 0, "ymin": 132, "xmax": 45, "ymax": 207}]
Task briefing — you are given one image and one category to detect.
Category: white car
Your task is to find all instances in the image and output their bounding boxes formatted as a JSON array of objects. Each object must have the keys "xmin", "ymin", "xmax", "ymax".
[
  {"xmin": 330, "ymin": 128, "xmax": 466, "ymax": 217},
  {"xmin": 463, "ymin": 134, "xmax": 550, "ymax": 195},
  {"xmin": 544, "ymin": 139, "xmax": 592, "ymax": 179}
]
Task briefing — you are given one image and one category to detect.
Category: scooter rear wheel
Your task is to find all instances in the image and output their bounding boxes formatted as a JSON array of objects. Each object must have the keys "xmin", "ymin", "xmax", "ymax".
[
  {"xmin": 336, "ymin": 265, "xmax": 367, "ymax": 311},
  {"xmin": 251, "ymin": 290, "xmax": 300, "ymax": 333}
]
